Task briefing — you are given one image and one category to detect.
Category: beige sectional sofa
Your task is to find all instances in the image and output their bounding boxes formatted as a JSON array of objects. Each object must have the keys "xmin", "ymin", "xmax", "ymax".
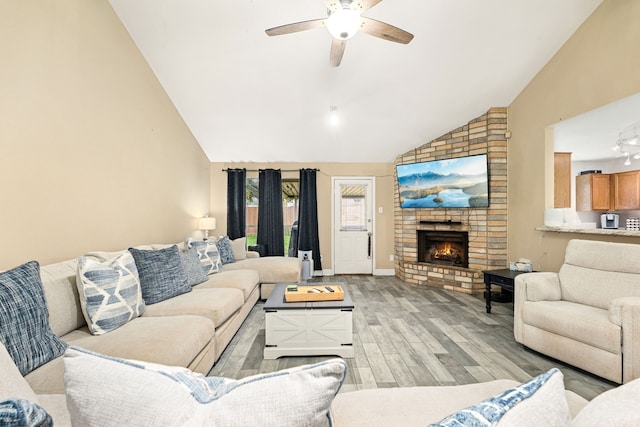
[
  {"xmin": 6, "ymin": 337, "xmax": 640, "ymax": 426},
  {"xmin": 224, "ymin": 252, "xmax": 303, "ymax": 299},
  {"xmin": 514, "ymin": 239, "xmax": 640, "ymax": 384},
  {"xmin": 0, "ymin": 240, "xmax": 301, "ymax": 425}
]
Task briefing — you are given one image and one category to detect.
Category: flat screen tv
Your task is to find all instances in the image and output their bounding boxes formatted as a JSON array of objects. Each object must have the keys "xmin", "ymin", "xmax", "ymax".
[{"xmin": 397, "ymin": 154, "xmax": 489, "ymax": 208}]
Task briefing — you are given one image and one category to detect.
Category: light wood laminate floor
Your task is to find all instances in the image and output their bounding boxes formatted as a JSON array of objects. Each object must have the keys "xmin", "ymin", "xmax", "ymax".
[{"xmin": 209, "ymin": 275, "xmax": 615, "ymax": 400}]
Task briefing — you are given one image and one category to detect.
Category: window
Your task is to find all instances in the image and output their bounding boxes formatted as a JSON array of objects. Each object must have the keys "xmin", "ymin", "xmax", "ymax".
[{"xmin": 245, "ymin": 177, "xmax": 299, "ymax": 253}]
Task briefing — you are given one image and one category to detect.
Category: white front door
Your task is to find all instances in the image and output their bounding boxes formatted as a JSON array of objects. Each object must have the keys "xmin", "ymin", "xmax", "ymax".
[{"xmin": 332, "ymin": 178, "xmax": 374, "ymax": 275}]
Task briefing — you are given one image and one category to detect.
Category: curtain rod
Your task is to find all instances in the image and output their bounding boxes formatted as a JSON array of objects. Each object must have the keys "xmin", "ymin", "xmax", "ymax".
[{"xmin": 222, "ymin": 168, "xmax": 319, "ymax": 173}]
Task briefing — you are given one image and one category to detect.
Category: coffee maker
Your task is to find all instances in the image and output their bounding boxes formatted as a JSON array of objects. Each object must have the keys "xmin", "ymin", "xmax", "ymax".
[{"xmin": 601, "ymin": 213, "xmax": 620, "ymax": 229}]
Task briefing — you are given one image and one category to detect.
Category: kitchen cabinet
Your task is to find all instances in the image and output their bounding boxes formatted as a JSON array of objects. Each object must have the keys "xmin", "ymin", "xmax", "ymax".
[
  {"xmin": 554, "ymin": 152, "xmax": 571, "ymax": 208},
  {"xmin": 613, "ymin": 170, "xmax": 640, "ymax": 210},
  {"xmin": 576, "ymin": 173, "xmax": 610, "ymax": 211}
]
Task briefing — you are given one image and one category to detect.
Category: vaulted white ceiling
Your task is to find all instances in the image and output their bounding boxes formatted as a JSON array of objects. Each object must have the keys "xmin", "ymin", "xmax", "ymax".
[{"xmin": 108, "ymin": 0, "xmax": 603, "ymax": 163}]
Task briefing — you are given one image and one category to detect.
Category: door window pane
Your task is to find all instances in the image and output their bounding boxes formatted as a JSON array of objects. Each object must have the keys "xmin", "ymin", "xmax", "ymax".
[{"xmin": 340, "ymin": 185, "xmax": 366, "ymax": 231}]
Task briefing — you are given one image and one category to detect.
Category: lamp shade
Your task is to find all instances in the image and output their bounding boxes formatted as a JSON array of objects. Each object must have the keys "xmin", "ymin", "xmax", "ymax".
[{"xmin": 198, "ymin": 217, "xmax": 216, "ymax": 231}]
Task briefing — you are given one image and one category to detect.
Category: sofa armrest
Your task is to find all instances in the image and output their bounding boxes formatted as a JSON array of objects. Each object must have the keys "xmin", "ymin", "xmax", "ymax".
[
  {"xmin": 246, "ymin": 251, "xmax": 260, "ymax": 259},
  {"xmin": 609, "ymin": 297, "xmax": 640, "ymax": 383},
  {"xmin": 609, "ymin": 297, "xmax": 640, "ymax": 326},
  {"xmin": 514, "ymin": 272, "xmax": 561, "ymax": 343},
  {"xmin": 517, "ymin": 272, "xmax": 562, "ymax": 302}
]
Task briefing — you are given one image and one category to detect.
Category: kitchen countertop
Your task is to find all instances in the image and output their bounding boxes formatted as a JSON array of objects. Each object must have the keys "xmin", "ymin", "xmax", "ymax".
[{"xmin": 536, "ymin": 226, "xmax": 640, "ymax": 237}]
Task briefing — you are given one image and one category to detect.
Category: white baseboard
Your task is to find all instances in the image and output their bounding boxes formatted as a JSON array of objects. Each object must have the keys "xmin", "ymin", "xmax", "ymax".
[
  {"xmin": 316, "ymin": 269, "xmax": 394, "ymax": 276},
  {"xmin": 374, "ymin": 269, "xmax": 395, "ymax": 276}
]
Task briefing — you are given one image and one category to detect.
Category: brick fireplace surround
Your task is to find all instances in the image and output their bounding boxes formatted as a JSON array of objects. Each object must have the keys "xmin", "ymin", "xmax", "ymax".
[{"xmin": 395, "ymin": 108, "xmax": 508, "ymax": 294}]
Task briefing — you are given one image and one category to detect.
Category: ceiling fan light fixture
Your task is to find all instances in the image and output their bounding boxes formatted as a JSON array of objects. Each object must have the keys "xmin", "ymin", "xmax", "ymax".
[{"xmin": 326, "ymin": 8, "xmax": 362, "ymax": 40}]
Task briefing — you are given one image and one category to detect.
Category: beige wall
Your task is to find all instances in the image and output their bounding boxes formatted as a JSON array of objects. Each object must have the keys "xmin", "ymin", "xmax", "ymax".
[
  {"xmin": 0, "ymin": 1, "xmax": 211, "ymax": 269},
  {"xmin": 508, "ymin": 0, "xmax": 640, "ymax": 271},
  {"xmin": 210, "ymin": 162, "xmax": 396, "ymax": 272}
]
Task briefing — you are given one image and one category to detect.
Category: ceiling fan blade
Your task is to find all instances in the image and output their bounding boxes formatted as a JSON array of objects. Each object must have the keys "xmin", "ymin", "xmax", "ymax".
[
  {"xmin": 360, "ymin": 17, "xmax": 414, "ymax": 44},
  {"xmin": 265, "ymin": 18, "xmax": 326, "ymax": 37},
  {"xmin": 330, "ymin": 38, "xmax": 347, "ymax": 67},
  {"xmin": 354, "ymin": 0, "xmax": 384, "ymax": 13}
]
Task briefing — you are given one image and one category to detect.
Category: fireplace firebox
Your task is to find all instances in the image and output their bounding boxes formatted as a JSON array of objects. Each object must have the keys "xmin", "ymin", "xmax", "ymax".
[{"xmin": 417, "ymin": 230, "xmax": 469, "ymax": 268}]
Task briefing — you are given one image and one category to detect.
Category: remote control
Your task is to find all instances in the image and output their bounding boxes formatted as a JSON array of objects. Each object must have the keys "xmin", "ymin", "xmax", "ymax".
[
  {"xmin": 312, "ymin": 288, "xmax": 324, "ymax": 293},
  {"xmin": 325, "ymin": 286, "xmax": 335, "ymax": 292},
  {"xmin": 308, "ymin": 288, "xmax": 322, "ymax": 293}
]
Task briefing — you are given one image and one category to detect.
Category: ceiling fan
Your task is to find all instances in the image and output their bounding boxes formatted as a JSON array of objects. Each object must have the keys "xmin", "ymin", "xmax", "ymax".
[{"xmin": 265, "ymin": 0, "xmax": 414, "ymax": 67}]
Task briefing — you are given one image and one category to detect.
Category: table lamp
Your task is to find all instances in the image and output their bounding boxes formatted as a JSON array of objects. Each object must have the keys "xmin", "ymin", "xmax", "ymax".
[{"xmin": 198, "ymin": 216, "xmax": 216, "ymax": 240}]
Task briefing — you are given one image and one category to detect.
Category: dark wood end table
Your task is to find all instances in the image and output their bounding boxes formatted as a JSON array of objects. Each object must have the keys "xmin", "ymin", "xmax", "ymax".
[{"xmin": 483, "ymin": 269, "xmax": 530, "ymax": 314}]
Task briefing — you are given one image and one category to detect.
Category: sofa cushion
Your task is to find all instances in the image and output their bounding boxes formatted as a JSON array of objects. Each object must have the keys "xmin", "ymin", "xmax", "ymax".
[
  {"xmin": 63, "ymin": 316, "xmax": 214, "ymax": 370},
  {"xmin": 186, "ymin": 238, "xmax": 222, "ymax": 274},
  {"xmin": 0, "ymin": 261, "xmax": 67, "ymax": 376},
  {"xmin": 63, "ymin": 347, "xmax": 346, "ymax": 427},
  {"xmin": 76, "ymin": 252, "xmax": 146, "ymax": 335},
  {"xmin": 36, "ymin": 394, "xmax": 71, "ymax": 427},
  {"xmin": 331, "ymin": 380, "xmax": 519, "ymax": 427},
  {"xmin": 224, "ymin": 256, "xmax": 302, "ymax": 283},
  {"xmin": 522, "ymin": 300, "xmax": 621, "ymax": 354},
  {"xmin": 128, "ymin": 246, "xmax": 191, "ymax": 304},
  {"xmin": 39, "ymin": 260, "xmax": 86, "ymax": 338},
  {"xmin": 429, "ymin": 368, "xmax": 570, "ymax": 427},
  {"xmin": 230, "ymin": 237, "xmax": 247, "ymax": 261},
  {"xmin": 195, "ymin": 269, "xmax": 259, "ymax": 301},
  {"xmin": 216, "ymin": 236, "xmax": 236, "ymax": 264},
  {"xmin": 179, "ymin": 247, "xmax": 209, "ymax": 286},
  {"xmin": 0, "ymin": 342, "xmax": 40, "ymax": 403},
  {"xmin": 26, "ymin": 315, "xmax": 215, "ymax": 395},
  {"xmin": 572, "ymin": 376, "xmax": 640, "ymax": 426},
  {"xmin": 0, "ymin": 399, "xmax": 52, "ymax": 427},
  {"xmin": 559, "ymin": 240, "xmax": 640, "ymax": 309},
  {"xmin": 142, "ymin": 288, "xmax": 244, "ymax": 327}
]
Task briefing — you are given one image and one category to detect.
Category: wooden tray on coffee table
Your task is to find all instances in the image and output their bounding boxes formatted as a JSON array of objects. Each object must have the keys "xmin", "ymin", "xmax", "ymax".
[{"xmin": 284, "ymin": 285, "xmax": 344, "ymax": 302}]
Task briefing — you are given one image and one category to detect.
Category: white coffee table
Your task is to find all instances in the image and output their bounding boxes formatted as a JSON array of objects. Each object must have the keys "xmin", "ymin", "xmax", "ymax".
[{"xmin": 263, "ymin": 283, "xmax": 355, "ymax": 359}]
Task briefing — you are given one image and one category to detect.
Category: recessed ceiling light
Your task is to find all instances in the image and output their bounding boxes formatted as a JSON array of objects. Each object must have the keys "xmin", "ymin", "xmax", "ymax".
[{"xmin": 329, "ymin": 105, "xmax": 339, "ymax": 127}]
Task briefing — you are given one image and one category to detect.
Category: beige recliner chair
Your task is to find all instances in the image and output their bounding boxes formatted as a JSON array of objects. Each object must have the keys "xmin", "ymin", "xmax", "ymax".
[{"xmin": 514, "ymin": 239, "xmax": 640, "ymax": 384}]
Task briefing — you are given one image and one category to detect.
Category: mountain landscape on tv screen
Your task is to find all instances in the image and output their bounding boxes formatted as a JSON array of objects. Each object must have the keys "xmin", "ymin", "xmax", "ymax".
[{"xmin": 397, "ymin": 170, "xmax": 488, "ymax": 208}]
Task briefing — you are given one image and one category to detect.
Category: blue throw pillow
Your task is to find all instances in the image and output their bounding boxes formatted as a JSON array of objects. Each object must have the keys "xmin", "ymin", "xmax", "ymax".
[
  {"xmin": 128, "ymin": 246, "xmax": 191, "ymax": 305},
  {"xmin": 179, "ymin": 247, "xmax": 209, "ymax": 286},
  {"xmin": 76, "ymin": 252, "xmax": 146, "ymax": 335},
  {"xmin": 429, "ymin": 368, "xmax": 569, "ymax": 427},
  {"xmin": 0, "ymin": 399, "xmax": 53, "ymax": 427},
  {"xmin": 0, "ymin": 261, "xmax": 67, "ymax": 376},
  {"xmin": 216, "ymin": 236, "xmax": 236, "ymax": 265},
  {"xmin": 185, "ymin": 239, "xmax": 222, "ymax": 274}
]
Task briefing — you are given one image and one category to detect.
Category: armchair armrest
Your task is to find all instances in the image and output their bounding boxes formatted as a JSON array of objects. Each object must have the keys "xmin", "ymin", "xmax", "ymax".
[
  {"xmin": 514, "ymin": 272, "xmax": 561, "ymax": 343},
  {"xmin": 517, "ymin": 272, "xmax": 562, "ymax": 302},
  {"xmin": 609, "ymin": 297, "xmax": 640, "ymax": 383},
  {"xmin": 246, "ymin": 251, "xmax": 260, "ymax": 259}
]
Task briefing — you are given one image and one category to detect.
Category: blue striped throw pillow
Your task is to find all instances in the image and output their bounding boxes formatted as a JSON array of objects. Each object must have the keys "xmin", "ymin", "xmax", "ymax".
[
  {"xmin": 77, "ymin": 252, "xmax": 146, "ymax": 335},
  {"xmin": 128, "ymin": 245, "xmax": 191, "ymax": 305},
  {"xmin": 0, "ymin": 261, "xmax": 67, "ymax": 376}
]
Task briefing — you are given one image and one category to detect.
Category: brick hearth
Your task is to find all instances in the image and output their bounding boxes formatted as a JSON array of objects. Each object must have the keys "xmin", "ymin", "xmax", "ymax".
[{"xmin": 394, "ymin": 108, "xmax": 508, "ymax": 294}]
